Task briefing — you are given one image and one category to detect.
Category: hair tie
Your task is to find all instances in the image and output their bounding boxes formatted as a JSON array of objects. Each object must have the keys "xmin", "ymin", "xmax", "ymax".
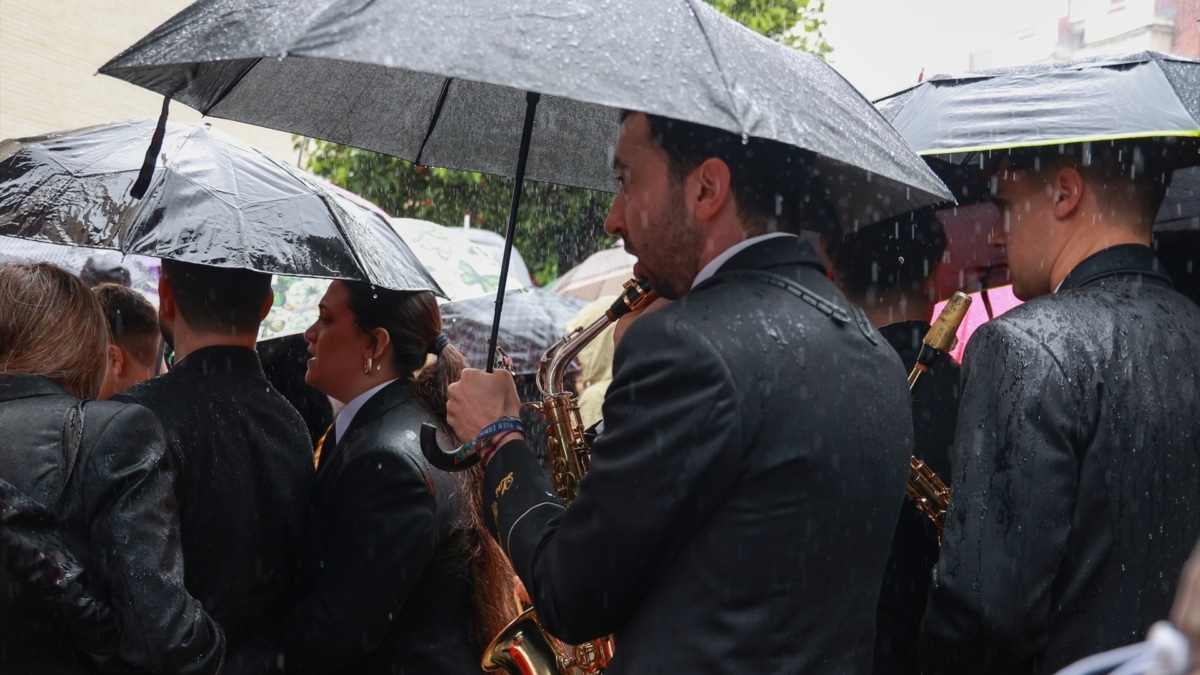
[{"xmin": 430, "ymin": 333, "xmax": 450, "ymax": 356}]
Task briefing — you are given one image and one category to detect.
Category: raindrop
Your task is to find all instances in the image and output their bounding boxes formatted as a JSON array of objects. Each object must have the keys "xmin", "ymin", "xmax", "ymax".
[{"xmin": 741, "ymin": 133, "xmax": 749, "ymax": 145}]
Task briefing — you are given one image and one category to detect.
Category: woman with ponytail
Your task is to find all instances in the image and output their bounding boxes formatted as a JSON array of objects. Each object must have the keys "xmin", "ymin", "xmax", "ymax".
[{"xmin": 229, "ymin": 280, "xmax": 515, "ymax": 674}]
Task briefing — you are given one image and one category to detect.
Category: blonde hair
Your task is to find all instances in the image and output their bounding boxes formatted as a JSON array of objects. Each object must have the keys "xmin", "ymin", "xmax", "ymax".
[{"xmin": 0, "ymin": 262, "xmax": 109, "ymax": 399}]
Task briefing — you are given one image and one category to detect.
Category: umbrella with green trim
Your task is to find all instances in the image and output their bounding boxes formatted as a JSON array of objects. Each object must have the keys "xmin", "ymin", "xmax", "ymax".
[{"xmin": 875, "ymin": 51, "xmax": 1200, "ymax": 233}]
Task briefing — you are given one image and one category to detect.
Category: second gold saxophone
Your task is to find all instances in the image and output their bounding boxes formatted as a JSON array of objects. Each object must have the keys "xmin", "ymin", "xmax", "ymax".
[
  {"xmin": 904, "ymin": 291, "xmax": 971, "ymax": 534},
  {"xmin": 481, "ymin": 279, "xmax": 659, "ymax": 675}
]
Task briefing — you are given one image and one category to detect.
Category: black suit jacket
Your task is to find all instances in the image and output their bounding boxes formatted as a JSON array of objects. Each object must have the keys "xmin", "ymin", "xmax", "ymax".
[
  {"xmin": 115, "ymin": 346, "xmax": 314, "ymax": 652},
  {"xmin": 921, "ymin": 245, "xmax": 1200, "ymax": 673},
  {"xmin": 484, "ymin": 237, "xmax": 914, "ymax": 674},
  {"xmin": 258, "ymin": 380, "xmax": 478, "ymax": 675},
  {"xmin": 874, "ymin": 321, "xmax": 959, "ymax": 675},
  {"xmin": 0, "ymin": 375, "xmax": 223, "ymax": 674}
]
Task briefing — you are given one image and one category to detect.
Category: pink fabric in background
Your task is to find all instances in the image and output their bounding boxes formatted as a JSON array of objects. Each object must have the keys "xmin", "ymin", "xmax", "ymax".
[{"xmin": 931, "ymin": 285, "xmax": 1023, "ymax": 363}]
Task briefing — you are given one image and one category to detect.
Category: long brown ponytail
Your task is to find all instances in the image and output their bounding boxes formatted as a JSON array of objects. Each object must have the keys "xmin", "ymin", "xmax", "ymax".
[{"xmin": 343, "ymin": 283, "xmax": 517, "ymax": 650}]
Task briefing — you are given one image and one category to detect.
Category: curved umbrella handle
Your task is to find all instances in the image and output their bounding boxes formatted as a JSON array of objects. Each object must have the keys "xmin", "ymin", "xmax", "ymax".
[{"xmin": 420, "ymin": 423, "xmax": 481, "ymax": 472}]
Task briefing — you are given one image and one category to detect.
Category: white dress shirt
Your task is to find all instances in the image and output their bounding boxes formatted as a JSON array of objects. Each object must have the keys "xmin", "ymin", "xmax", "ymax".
[
  {"xmin": 691, "ymin": 232, "xmax": 798, "ymax": 290},
  {"xmin": 334, "ymin": 378, "xmax": 399, "ymax": 443}
]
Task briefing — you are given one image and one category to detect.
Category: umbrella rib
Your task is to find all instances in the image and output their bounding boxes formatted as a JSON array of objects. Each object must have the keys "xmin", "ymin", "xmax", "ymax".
[
  {"xmin": 200, "ymin": 57, "xmax": 264, "ymax": 116},
  {"xmin": 683, "ymin": 0, "xmax": 743, "ymax": 133},
  {"xmin": 414, "ymin": 77, "xmax": 453, "ymax": 166}
]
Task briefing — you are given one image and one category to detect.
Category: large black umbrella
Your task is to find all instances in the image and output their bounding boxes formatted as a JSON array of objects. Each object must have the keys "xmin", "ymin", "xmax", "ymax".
[
  {"xmin": 0, "ymin": 119, "xmax": 444, "ymax": 293},
  {"xmin": 875, "ymin": 51, "xmax": 1200, "ymax": 232},
  {"xmin": 99, "ymin": 0, "xmax": 950, "ymax": 233}
]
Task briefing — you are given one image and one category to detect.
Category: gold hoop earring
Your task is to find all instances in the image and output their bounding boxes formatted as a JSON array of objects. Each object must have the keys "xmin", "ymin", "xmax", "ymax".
[{"xmin": 363, "ymin": 356, "xmax": 372, "ymax": 375}]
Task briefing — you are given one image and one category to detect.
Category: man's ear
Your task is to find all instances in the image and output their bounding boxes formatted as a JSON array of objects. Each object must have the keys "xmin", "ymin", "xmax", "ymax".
[
  {"xmin": 1051, "ymin": 166, "xmax": 1085, "ymax": 219},
  {"xmin": 690, "ymin": 157, "xmax": 733, "ymax": 222},
  {"xmin": 108, "ymin": 344, "xmax": 126, "ymax": 377},
  {"xmin": 258, "ymin": 289, "xmax": 275, "ymax": 322}
]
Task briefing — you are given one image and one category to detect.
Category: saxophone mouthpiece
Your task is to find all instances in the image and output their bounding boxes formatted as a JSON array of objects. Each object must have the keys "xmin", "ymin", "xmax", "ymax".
[
  {"xmin": 605, "ymin": 278, "xmax": 659, "ymax": 322},
  {"xmin": 924, "ymin": 291, "xmax": 972, "ymax": 354}
]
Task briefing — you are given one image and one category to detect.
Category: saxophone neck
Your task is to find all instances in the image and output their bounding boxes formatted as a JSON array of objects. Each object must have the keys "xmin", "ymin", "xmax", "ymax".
[{"xmin": 537, "ymin": 279, "xmax": 659, "ymax": 397}]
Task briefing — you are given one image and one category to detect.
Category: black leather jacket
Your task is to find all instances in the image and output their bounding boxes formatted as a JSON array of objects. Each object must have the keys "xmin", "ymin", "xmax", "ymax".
[
  {"xmin": 0, "ymin": 375, "xmax": 225, "ymax": 674},
  {"xmin": 922, "ymin": 245, "xmax": 1200, "ymax": 673}
]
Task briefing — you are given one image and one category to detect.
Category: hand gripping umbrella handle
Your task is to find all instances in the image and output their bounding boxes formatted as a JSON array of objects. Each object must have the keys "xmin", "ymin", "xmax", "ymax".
[
  {"xmin": 421, "ymin": 345, "xmax": 516, "ymax": 472},
  {"xmin": 420, "ymin": 423, "xmax": 481, "ymax": 471}
]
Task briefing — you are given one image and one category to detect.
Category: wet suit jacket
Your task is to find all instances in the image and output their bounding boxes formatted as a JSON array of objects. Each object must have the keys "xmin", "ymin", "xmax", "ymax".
[
  {"xmin": 921, "ymin": 244, "xmax": 1200, "ymax": 674},
  {"xmin": 228, "ymin": 380, "xmax": 478, "ymax": 675},
  {"xmin": 483, "ymin": 236, "xmax": 914, "ymax": 674},
  {"xmin": 115, "ymin": 346, "xmax": 314, "ymax": 654}
]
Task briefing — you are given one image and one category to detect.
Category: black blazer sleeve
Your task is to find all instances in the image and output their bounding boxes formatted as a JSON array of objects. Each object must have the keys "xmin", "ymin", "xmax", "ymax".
[
  {"xmin": 484, "ymin": 310, "xmax": 744, "ymax": 644},
  {"xmin": 80, "ymin": 402, "xmax": 226, "ymax": 675},
  {"xmin": 276, "ymin": 445, "xmax": 439, "ymax": 672},
  {"xmin": 919, "ymin": 321, "xmax": 1080, "ymax": 674}
]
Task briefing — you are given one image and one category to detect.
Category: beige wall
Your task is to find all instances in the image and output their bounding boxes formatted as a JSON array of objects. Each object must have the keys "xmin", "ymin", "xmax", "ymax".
[{"xmin": 0, "ymin": 0, "xmax": 297, "ymax": 164}]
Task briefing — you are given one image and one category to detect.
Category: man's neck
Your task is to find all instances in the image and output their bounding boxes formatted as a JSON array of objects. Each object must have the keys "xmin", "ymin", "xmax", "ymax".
[
  {"xmin": 1049, "ymin": 227, "xmax": 1149, "ymax": 293},
  {"xmin": 172, "ymin": 330, "xmax": 257, "ymax": 362}
]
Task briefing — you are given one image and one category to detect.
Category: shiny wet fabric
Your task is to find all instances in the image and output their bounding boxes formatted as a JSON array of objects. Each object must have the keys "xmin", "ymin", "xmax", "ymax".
[
  {"xmin": 228, "ymin": 380, "xmax": 478, "ymax": 674},
  {"xmin": 99, "ymin": 0, "xmax": 952, "ymax": 234},
  {"xmin": 921, "ymin": 245, "xmax": 1200, "ymax": 673},
  {"xmin": 0, "ymin": 375, "xmax": 224, "ymax": 674},
  {"xmin": 114, "ymin": 347, "xmax": 314, "ymax": 656},
  {"xmin": 483, "ymin": 237, "xmax": 914, "ymax": 673}
]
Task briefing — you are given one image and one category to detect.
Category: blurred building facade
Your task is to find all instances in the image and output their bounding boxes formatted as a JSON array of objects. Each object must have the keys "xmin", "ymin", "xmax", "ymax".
[
  {"xmin": 970, "ymin": 0, "xmax": 1200, "ymax": 69},
  {"xmin": 0, "ymin": 0, "xmax": 296, "ymax": 163}
]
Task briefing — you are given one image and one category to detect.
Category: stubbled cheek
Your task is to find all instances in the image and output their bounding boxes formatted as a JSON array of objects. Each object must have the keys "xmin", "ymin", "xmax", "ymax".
[{"xmin": 638, "ymin": 212, "xmax": 650, "ymax": 229}]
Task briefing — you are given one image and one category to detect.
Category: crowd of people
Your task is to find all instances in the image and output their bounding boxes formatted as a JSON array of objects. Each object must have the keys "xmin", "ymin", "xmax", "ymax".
[{"xmin": 1, "ymin": 108, "xmax": 1200, "ymax": 675}]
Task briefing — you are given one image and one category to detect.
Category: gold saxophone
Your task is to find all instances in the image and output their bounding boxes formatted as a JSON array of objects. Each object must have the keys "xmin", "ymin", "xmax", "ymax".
[
  {"xmin": 481, "ymin": 279, "xmax": 659, "ymax": 675},
  {"xmin": 904, "ymin": 291, "xmax": 971, "ymax": 535}
]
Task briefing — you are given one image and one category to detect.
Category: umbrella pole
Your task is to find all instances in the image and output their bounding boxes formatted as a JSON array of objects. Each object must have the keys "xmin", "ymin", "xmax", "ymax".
[
  {"xmin": 419, "ymin": 91, "xmax": 541, "ymax": 472},
  {"xmin": 485, "ymin": 91, "xmax": 541, "ymax": 373}
]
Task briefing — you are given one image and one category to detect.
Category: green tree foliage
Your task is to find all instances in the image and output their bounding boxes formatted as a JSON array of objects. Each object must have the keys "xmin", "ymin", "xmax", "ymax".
[
  {"xmin": 708, "ymin": 0, "xmax": 832, "ymax": 57},
  {"xmin": 304, "ymin": 0, "xmax": 830, "ymax": 285},
  {"xmin": 304, "ymin": 143, "xmax": 606, "ymax": 284}
]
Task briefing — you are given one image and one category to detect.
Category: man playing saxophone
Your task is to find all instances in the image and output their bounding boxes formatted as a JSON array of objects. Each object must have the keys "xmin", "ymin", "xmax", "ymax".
[{"xmin": 446, "ymin": 111, "xmax": 915, "ymax": 674}]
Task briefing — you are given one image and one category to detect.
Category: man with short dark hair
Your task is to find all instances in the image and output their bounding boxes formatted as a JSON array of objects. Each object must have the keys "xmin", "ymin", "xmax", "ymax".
[
  {"xmin": 115, "ymin": 260, "xmax": 314, "ymax": 655},
  {"xmin": 824, "ymin": 209, "xmax": 959, "ymax": 675},
  {"xmin": 93, "ymin": 283, "xmax": 160, "ymax": 399},
  {"xmin": 445, "ymin": 112, "xmax": 915, "ymax": 673},
  {"xmin": 920, "ymin": 144, "xmax": 1200, "ymax": 673}
]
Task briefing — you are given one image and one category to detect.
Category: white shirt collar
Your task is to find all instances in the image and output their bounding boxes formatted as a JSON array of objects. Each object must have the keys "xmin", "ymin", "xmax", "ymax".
[
  {"xmin": 334, "ymin": 378, "xmax": 399, "ymax": 443},
  {"xmin": 691, "ymin": 232, "xmax": 797, "ymax": 290}
]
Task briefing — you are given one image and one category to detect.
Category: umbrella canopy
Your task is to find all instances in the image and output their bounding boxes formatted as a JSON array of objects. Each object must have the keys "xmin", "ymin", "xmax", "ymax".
[
  {"xmin": 389, "ymin": 218, "xmax": 526, "ymax": 301},
  {"xmin": 876, "ymin": 51, "xmax": 1200, "ymax": 156},
  {"xmin": 0, "ymin": 119, "xmax": 445, "ymax": 293},
  {"xmin": 550, "ymin": 242, "xmax": 638, "ymax": 302},
  {"xmin": 442, "ymin": 288, "xmax": 586, "ymax": 376},
  {"xmin": 0, "ymin": 239, "xmax": 161, "ymax": 304},
  {"xmin": 99, "ymin": 0, "xmax": 952, "ymax": 234},
  {"xmin": 875, "ymin": 51, "xmax": 1200, "ymax": 233},
  {"xmin": 459, "ymin": 227, "xmax": 536, "ymax": 289},
  {"xmin": 259, "ymin": 275, "xmax": 330, "ymax": 342}
]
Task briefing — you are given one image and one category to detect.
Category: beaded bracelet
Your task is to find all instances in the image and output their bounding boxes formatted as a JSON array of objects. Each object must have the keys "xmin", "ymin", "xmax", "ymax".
[{"xmin": 475, "ymin": 416, "xmax": 526, "ymax": 467}]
